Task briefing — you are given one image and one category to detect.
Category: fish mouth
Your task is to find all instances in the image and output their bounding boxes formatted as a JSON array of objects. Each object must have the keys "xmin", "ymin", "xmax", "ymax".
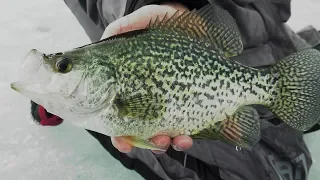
[
  {"xmin": 10, "ymin": 81, "xmax": 41, "ymax": 94},
  {"xmin": 10, "ymin": 80, "xmax": 49, "ymax": 103},
  {"xmin": 11, "ymin": 49, "xmax": 44, "ymax": 90},
  {"xmin": 10, "ymin": 82, "xmax": 19, "ymax": 92},
  {"xmin": 10, "ymin": 79, "xmax": 65, "ymax": 117},
  {"xmin": 19, "ymin": 49, "xmax": 45, "ymax": 78},
  {"xmin": 10, "ymin": 49, "xmax": 53, "ymax": 103}
]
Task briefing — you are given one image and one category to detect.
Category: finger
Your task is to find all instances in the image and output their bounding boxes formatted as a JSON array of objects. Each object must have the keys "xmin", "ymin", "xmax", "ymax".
[
  {"xmin": 171, "ymin": 135, "xmax": 193, "ymax": 151},
  {"xmin": 111, "ymin": 137, "xmax": 133, "ymax": 153},
  {"xmin": 100, "ymin": 5, "xmax": 182, "ymax": 40},
  {"xmin": 150, "ymin": 135, "xmax": 171, "ymax": 154}
]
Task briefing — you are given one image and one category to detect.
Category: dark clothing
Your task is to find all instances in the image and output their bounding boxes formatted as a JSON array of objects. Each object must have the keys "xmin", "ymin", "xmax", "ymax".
[
  {"xmin": 54, "ymin": 0, "xmax": 320, "ymax": 179},
  {"xmin": 87, "ymin": 129, "xmax": 223, "ymax": 180}
]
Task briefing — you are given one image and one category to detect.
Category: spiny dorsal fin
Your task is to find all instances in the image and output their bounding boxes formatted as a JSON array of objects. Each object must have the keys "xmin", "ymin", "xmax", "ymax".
[{"xmin": 147, "ymin": 4, "xmax": 243, "ymax": 57}]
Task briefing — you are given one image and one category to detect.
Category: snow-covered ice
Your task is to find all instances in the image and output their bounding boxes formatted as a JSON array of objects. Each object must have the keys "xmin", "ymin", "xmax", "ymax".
[
  {"xmin": 0, "ymin": 0, "xmax": 142, "ymax": 179},
  {"xmin": 0, "ymin": 0, "xmax": 319, "ymax": 179}
]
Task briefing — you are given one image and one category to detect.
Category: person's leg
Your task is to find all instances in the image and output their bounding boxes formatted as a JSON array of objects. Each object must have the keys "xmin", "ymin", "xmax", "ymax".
[
  {"xmin": 165, "ymin": 146, "xmax": 222, "ymax": 180},
  {"xmin": 314, "ymin": 42, "xmax": 320, "ymax": 51},
  {"xmin": 297, "ymin": 25, "xmax": 320, "ymax": 50}
]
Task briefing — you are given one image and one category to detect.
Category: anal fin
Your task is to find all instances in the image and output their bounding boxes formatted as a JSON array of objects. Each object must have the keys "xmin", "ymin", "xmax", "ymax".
[
  {"xmin": 121, "ymin": 136, "xmax": 166, "ymax": 151},
  {"xmin": 191, "ymin": 106, "xmax": 261, "ymax": 149}
]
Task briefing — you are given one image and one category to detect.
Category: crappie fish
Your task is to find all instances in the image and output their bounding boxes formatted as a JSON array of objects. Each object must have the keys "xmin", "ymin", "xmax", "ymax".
[{"xmin": 11, "ymin": 4, "xmax": 320, "ymax": 150}]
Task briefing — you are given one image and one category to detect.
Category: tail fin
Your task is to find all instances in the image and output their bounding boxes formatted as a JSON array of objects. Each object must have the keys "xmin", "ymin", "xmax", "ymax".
[{"xmin": 269, "ymin": 48, "xmax": 320, "ymax": 131}]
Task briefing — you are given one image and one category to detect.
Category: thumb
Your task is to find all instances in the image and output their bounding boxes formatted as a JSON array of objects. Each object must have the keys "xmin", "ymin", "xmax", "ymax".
[{"xmin": 100, "ymin": 5, "xmax": 187, "ymax": 40}]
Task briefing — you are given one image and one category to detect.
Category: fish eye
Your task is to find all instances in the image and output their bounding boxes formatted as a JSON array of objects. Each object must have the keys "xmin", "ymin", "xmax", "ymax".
[{"xmin": 56, "ymin": 57, "xmax": 72, "ymax": 73}]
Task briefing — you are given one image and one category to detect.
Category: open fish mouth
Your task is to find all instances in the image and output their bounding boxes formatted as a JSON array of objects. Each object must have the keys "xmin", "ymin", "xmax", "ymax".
[
  {"xmin": 10, "ymin": 78, "xmax": 68, "ymax": 118},
  {"xmin": 10, "ymin": 49, "xmax": 59, "ymax": 109}
]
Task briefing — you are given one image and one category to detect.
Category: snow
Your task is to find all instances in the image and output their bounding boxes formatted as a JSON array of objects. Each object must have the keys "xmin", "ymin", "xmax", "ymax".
[
  {"xmin": 0, "ymin": 0, "xmax": 142, "ymax": 179},
  {"xmin": 0, "ymin": 0, "xmax": 319, "ymax": 179},
  {"xmin": 287, "ymin": 0, "xmax": 320, "ymax": 31}
]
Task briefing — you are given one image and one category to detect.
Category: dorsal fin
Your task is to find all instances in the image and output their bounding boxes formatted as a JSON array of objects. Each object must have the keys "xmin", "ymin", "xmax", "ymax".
[{"xmin": 147, "ymin": 4, "xmax": 243, "ymax": 57}]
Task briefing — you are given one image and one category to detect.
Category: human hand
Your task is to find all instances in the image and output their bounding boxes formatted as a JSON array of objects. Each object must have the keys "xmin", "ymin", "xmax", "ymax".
[
  {"xmin": 101, "ymin": 2, "xmax": 193, "ymax": 154},
  {"xmin": 100, "ymin": 3, "xmax": 189, "ymax": 39}
]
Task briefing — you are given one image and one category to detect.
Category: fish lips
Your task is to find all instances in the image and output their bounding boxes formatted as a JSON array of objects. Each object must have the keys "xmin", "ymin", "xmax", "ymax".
[
  {"xmin": 11, "ymin": 80, "xmax": 52, "ymax": 105},
  {"xmin": 10, "ymin": 48, "xmax": 56, "ymax": 107}
]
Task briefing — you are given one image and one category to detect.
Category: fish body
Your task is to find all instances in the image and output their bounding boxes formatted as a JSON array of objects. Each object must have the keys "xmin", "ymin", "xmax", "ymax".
[
  {"xmin": 11, "ymin": 4, "xmax": 320, "ymax": 150},
  {"xmin": 92, "ymin": 30, "xmax": 275, "ymax": 137}
]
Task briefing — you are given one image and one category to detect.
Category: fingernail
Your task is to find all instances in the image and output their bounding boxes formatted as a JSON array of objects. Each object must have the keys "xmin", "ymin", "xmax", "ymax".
[
  {"xmin": 120, "ymin": 146, "xmax": 131, "ymax": 153},
  {"xmin": 121, "ymin": 149, "xmax": 130, "ymax": 153},
  {"xmin": 155, "ymin": 140, "xmax": 168, "ymax": 149},
  {"xmin": 111, "ymin": 137, "xmax": 118, "ymax": 147},
  {"xmin": 152, "ymin": 149, "xmax": 166, "ymax": 155},
  {"xmin": 176, "ymin": 139, "xmax": 190, "ymax": 150},
  {"xmin": 172, "ymin": 144, "xmax": 183, "ymax": 151}
]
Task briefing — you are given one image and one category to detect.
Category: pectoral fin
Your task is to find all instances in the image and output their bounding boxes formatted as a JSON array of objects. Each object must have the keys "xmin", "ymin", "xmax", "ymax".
[{"xmin": 113, "ymin": 93, "xmax": 165, "ymax": 121}]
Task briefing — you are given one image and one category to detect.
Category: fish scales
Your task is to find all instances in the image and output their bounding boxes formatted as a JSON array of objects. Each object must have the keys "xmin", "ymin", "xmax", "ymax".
[{"xmin": 95, "ymin": 28, "xmax": 277, "ymax": 138}]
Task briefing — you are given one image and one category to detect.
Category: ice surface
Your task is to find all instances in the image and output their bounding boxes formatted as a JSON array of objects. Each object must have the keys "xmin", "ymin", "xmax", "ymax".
[
  {"xmin": 0, "ymin": 0, "xmax": 142, "ymax": 179},
  {"xmin": 0, "ymin": 0, "xmax": 319, "ymax": 179}
]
